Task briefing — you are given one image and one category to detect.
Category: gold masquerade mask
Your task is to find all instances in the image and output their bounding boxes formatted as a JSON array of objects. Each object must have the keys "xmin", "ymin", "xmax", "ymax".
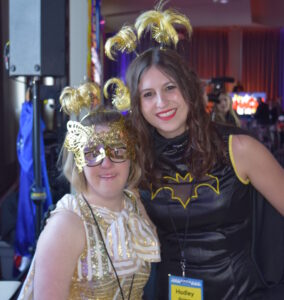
[
  {"xmin": 59, "ymin": 80, "xmax": 134, "ymax": 172},
  {"xmin": 64, "ymin": 117, "xmax": 135, "ymax": 172}
]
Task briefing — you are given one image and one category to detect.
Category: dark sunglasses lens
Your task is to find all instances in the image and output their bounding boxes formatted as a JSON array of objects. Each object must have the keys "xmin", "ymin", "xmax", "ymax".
[
  {"xmin": 84, "ymin": 146, "xmax": 105, "ymax": 166},
  {"xmin": 108, "ymin": 147, "xmax": 128, "ymax": 163}
]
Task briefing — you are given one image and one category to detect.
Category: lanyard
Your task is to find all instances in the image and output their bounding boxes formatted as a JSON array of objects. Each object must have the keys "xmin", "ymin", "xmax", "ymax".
[
  {"xmin": 165, "ymin": 184, "xmax": 193, "ymax": 277},
  {"xmin": 82, "ymin": 195, "xmax": 135, "ymax": 300}
]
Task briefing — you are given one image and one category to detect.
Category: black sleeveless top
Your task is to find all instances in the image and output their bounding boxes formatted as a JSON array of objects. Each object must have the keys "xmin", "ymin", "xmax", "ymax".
[{"xmin": 140, "ymin": 126, "xmax": 265, "ymax": 300}]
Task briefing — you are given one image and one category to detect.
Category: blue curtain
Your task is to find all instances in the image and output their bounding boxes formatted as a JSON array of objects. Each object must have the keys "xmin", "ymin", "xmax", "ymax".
[{"xmin": 15, "ymin": 101, "xmax": 52, "ymax": 257}]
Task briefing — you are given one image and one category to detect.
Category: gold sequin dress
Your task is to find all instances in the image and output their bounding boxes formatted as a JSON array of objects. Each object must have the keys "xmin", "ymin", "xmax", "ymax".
[{"xmin": 18, "ymin": 191, "xmax": 160, "ymax": 299}]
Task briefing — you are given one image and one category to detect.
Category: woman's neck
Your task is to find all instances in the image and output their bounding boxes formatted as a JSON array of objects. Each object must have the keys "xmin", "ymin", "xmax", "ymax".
[{"xmin": 83, "ymin": 190, "xmax": 125, "ymax": 212}]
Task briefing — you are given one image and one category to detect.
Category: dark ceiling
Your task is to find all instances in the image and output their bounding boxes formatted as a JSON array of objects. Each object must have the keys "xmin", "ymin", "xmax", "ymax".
[{"xmin": 101, "ymin": 0, "xmax": 284, "ymax": 33}]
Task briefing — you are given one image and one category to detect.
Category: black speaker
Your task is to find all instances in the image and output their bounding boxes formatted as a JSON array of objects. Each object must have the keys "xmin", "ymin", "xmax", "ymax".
[{"xmin": 9, "ymin": 0, "xmax": 66, "ymax": 77}]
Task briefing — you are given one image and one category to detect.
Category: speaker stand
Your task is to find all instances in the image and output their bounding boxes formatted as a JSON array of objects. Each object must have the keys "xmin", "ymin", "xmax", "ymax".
[{"xmin": 30, "ymin": 77, "xmax": 46, "ymax": 241}]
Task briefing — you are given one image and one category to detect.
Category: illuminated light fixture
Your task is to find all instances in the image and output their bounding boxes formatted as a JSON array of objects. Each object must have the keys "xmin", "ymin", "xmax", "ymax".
[{"xmin": 213, "ymin": 0, "xmax": 229, "ymax": 3}]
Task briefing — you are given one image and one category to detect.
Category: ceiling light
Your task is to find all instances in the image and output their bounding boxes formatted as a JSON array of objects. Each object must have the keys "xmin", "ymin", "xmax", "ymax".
[{"xmin": 213, "ymin": 0, "xmax": 229, "ymax": 4}]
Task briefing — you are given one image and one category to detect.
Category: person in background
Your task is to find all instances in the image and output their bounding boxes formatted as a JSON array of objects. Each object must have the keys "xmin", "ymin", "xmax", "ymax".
[
  {"xmin": 212, "ymin": 92, "xmax": 241, "ymax": 127},
  {"xmin": 105, "ymin": 3, "xmax": 284, "ymax": 299},
  {"xmin": 268, "ymin": 101, "xmax": 280, "ymax": 150},
  {"xmin": 255, "ymin": 97, "xmax": 270, "ymax": 126},
  {"xmin": 17, "ymin": 82, "xmax": 160, "ymax": 300},
  {"xmin": 254, "ymin": 97, "xmax": 271, "ymax": 146},
  {"xmin": 232, "ymin": 80, "xmax": 244, "ymax": 93}
]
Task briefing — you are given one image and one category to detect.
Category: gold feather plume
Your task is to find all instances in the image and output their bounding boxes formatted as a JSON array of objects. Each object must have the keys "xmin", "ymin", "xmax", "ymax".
[
  {"xmin": 105, "ymin": 25, "xmax": 137, "ymax": 61},
  {"xmin": 77, "ymin": 82, "xmax": 101, "ymax": 108},
  {"xmin": 103, "ymin": 78, "xmax": 131, "ymax": 111},
  {"xmin": 59, "ymin": 82, "xmax": 101, "ymax": 116},
  {"xmin": 135, "ymin": 8, "xmax": 192, "ymax": 47}
]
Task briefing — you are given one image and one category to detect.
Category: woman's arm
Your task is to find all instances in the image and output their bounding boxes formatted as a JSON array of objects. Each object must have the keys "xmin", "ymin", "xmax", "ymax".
[
  {"xmin": 33, "ymin": 211, "xmax": 85, "ymax": 300},
  {"xmin": 232, "ymin": 134, "xmax": 284, "ymax": 215}
]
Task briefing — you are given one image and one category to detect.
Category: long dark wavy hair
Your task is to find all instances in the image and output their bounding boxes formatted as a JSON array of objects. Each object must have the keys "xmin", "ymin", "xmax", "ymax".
[{"xmin": 126, "ymin": 48, "xmax": 226, "ymax": 185}]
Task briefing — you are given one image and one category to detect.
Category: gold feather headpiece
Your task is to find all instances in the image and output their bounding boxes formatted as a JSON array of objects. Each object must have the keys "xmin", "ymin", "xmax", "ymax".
[
  {"xmin": 135, "ymin": 9, "xmax": 192, "ymax": 47},
  {"xmin": 103, "ymin": 78, "xmax": 131, "ymax": 112},
  {"xmin": 105, "ymin": 25, "xmax": 138, "ymax": 61},
  {"xmin": 104, "ymin": 2, "xmax": 192, "ymax": 60},
  {"xmin": 59, "ymin": 82, "xmax": 101, "ymax": 116}
]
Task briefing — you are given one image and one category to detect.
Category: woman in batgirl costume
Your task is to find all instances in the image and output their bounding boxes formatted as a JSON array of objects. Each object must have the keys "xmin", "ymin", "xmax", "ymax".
[
  {"xmin": 104, "ymin": 2, "xmax": 284, "ymax": 299},
  {"xmin": 17, "ymin": 81, "xmax": 160, "ymax": 300}
]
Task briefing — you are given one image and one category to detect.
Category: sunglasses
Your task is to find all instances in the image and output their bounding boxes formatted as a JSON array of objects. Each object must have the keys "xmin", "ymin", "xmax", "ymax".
[{"xmin": 84, "ymin": 145, "xmax": 129, "ymax": 167}]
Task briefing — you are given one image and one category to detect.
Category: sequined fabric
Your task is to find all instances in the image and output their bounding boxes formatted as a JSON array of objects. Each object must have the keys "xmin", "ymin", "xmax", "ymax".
[{"xmin": 18, "ymin": 191, "xmax": 160, "ymax": 300}]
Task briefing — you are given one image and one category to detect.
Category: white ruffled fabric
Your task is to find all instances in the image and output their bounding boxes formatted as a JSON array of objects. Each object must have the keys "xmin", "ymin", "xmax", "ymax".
[
  {"xmin": 53, "ymin": 192, "xmax": 160, "ymax": 278},
  {"xmin": 96, "ymin": 197, "xmax": 160, "ymax": 276}
]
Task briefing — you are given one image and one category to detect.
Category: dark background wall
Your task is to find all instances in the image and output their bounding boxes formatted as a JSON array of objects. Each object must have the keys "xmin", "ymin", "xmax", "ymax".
[{"xmin": 0, "ymin": 0, "xmax": 19, "ymax": 199}]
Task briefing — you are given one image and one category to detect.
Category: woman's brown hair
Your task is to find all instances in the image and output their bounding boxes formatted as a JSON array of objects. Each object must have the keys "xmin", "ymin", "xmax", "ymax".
[{"xmin": 126, "ymin": 48, "xmax": 226, "ymax": 185}]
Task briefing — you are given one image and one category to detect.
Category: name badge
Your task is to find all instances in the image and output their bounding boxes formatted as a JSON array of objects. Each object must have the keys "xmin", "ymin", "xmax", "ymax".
[{"xmin": 169, "ymin": 274, "xmax": 203, "ymax": 300}]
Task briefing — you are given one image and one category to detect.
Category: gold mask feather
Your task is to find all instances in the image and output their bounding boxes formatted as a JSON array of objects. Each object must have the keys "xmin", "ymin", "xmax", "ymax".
[
  {"xmin": 64, "ymin": 121, "xmax": 94, "ymax": 172},
  {"xmin": 105, "ymin": 25, "xmax": 137, "ymax": 61},
  {"xmin": 103, "ymin": 78, "xmax": 131, "ymax": 111}
]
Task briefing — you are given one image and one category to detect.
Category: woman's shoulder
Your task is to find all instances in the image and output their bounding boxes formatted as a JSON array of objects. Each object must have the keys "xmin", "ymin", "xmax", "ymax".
[
  {"xmin": 41, "ymin": 194, "xmax": 84, "ymax": 232},
  {"xmin": 51, "ymin": 193, "xmax": 82, "ymax": 216},
  {"xmin": 44, "ymin": 194, "xmax": 83, "ymax": 230},
  {"xmin": 38, "ymin": 195, "xmax": 86, "ymax": 255},
  {"xmin": 212, "ymin": 123, "xmax": 258, "ymax": 183}
]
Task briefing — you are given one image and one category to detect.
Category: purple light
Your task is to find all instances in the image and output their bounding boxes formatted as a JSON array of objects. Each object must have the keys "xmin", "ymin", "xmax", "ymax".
[{"xmin": 280, "ymin": 28, "xmax": 284, "ymax": 110}]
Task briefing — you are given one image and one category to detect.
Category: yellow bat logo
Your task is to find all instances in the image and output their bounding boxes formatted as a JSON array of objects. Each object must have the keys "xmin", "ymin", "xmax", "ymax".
[{"xmin": 151, "ymin": 172, "xmax": 220, "ymax": 209}]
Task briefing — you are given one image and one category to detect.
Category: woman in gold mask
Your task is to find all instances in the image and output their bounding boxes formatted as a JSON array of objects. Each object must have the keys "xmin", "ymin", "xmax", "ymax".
[{"xmin": 17, "ymin": 82, "xmax": 160, "ymax": 300}]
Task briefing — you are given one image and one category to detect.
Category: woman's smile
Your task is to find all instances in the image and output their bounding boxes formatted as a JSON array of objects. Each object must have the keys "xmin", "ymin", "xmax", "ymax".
[{"xmin": 156, "ymin": 108, "xmax": 177, "ymax": 120}]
